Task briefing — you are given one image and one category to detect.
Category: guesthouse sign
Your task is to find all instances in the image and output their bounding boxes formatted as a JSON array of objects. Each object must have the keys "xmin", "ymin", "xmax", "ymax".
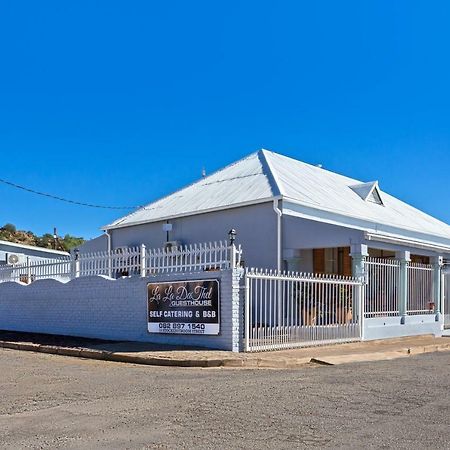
[{"xmin": 147, "ymin": 279, "xmax": 220, "ymax": 335}]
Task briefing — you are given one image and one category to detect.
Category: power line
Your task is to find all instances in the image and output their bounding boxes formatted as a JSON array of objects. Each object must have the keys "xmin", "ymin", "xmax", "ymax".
[{"xmin": 0, "ymin": 177, "xmax": 141, "ymax": 210}]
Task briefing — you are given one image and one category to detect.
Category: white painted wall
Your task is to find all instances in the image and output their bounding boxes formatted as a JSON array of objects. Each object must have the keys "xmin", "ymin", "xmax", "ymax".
[
  {"xmin": 110, "ymin": 203, "xmax": 279, "ymax": 269},
  {"xmin": 0, "ymin": 269, "xmax": 245, "ymax": 351},
  {"xmin": 283, "ymin": 216, "xmax": 364, "ymax": 250},
  {"xmin": 105, "ymin": 203, "xmax": 448, "ymax": 272},
  {"xmin": 73, "ymin": 234, "xmax": 108, "ymax": 255}
]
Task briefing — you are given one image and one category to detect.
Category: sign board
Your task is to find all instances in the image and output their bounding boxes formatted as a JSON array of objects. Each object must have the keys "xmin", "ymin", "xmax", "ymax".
[{"xmin": 147, "ymin": 279, "xmax": 220, "ymax": 335}]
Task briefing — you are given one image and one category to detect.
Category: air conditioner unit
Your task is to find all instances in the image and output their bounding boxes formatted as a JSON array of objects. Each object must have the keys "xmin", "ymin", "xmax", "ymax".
[
  {"xmin": 164, "ymin": 241, "xmax": 180, "ymax": 251},
  {"xmin": 6, "ymin": 253, "xmax": 25, "ymax": 266}
]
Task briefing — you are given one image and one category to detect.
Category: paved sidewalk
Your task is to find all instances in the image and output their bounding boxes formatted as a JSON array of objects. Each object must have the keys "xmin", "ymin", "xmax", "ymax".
[{"xmin": 0, "ymin": 331, "xmax": 449, "ymax": 368}]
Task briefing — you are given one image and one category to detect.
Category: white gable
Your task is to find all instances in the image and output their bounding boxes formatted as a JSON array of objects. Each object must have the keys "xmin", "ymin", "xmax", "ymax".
[{"xmin": 350, "ymin": 181, "xmax": 383, "ymax": 205}]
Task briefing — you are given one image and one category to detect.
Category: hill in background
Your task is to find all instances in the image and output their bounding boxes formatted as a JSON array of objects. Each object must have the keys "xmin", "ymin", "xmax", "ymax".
[{"xmin": 0, "ymin": 223, "xmax": 84, "ymax": 252}]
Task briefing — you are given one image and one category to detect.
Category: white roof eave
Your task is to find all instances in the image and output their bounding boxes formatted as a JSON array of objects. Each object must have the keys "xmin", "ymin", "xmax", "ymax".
[
  {"xmin": 282, "ymin": 198, "xmax": 450, "ymax": 252},
  {"xmin": 102, "ymin": 196, "xmax": 279, "ymax": 231},
  {"xmin": 0, "ymin": 240, "xmax": 70, "ymax": 256}
]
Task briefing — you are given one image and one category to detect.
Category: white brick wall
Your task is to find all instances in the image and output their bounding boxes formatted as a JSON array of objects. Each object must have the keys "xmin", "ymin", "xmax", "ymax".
[{"xmin": 0, "ymin": 269, "xmax": 245, "ymax": 351}]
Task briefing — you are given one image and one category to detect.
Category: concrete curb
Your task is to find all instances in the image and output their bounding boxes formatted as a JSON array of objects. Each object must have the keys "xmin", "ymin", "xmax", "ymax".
[
  {"xmin": 0, "ymin": 340, "xmax": 247, "ymax": 368},
  {"xmin": 311, "ymin": 343, "xmax": 450, "ymax": 365},
  {"xmin": 1, "ymin": 339, "xmax": 449, "ymax": 368}
]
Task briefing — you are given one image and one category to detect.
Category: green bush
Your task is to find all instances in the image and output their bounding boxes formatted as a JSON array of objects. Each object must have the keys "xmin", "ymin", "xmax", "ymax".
[{"xmin": 2, "ymin": 223, "xmax": 16, "ymax": 233}]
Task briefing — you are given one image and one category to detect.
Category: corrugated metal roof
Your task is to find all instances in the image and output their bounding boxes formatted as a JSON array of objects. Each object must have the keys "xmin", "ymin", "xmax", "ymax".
[
  {"xmin": 106, "ymin": 151, "xmax": 277, "ymax": 228},
  {"xmin": 264, "ymin": 151, "xmax": 450, "ymax": 240},
  {"xmin": 105, "ymin": 149, "xmax": 450, "ymax": 243}
]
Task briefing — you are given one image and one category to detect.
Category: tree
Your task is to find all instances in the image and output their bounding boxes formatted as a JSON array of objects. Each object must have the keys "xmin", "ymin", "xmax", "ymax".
[
  {"xmin": 62, "ymin": 234, "xmax": 85, "ymax": 251},
  {"xmin": 37, "ymin": 233, "xmax": 54, "ymax": 248},
  {"xmin": 2, "ymin": 223, "xmax": 16, "ymax": 233}
]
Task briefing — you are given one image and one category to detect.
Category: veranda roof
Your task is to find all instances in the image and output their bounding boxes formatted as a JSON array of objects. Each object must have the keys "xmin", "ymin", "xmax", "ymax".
[{"xmin": 104, "ymin": 150, "xmax": 450, "ymax": 250}]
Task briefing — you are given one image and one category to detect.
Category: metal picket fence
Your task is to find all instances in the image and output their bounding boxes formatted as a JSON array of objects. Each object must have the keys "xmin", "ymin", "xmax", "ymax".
[
  {"xmin": 146, "ymin": 241, "xmax": 241, "ymax": 274},
  {"xmin": 364, "ymin": 257, "xmax": 401, "ymax": 317},
  {"xmin": 0, "ymin": 256, "xmax": 72, "ymax": 283},
  {"xmin": 406, "ymin": 262, "xmax": 435, "ymax": 315},
  {"xmin": 78, "ymin": 246, "xmax": 142, "ymax": 278},
  {"xmin": 0, "ymin": 241, "xmax": 242, "ymax": 284},
  {"xmin": 245, "ymin": 269, "xmax": 363, "ymax": 352}
]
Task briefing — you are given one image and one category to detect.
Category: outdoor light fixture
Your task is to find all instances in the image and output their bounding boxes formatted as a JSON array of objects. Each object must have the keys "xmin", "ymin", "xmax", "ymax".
[
  {"xmin": 74, "ymin": 249, "xmax": 80, "ymax": 261},
  {"xmin": 228, "ymin": 228, "xmax": 237, "ymax": 245}
]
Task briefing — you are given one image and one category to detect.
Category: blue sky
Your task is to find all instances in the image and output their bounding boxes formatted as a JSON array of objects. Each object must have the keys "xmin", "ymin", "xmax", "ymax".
[{"xmin": 0, "ymin": 1, "xmax": 449, "ymax": 239}]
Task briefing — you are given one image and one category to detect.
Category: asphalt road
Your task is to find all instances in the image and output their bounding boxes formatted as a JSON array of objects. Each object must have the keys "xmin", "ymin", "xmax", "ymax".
[{"xmin": 1, "ymin": 349, "xmax": 449, "ymax": 449}]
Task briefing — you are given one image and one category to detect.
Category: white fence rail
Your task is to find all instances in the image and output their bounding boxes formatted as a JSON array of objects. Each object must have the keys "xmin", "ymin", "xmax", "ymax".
[
  {"xmin": 245, "ymin": 269, "xmax": 363, "ymax": 352},
  {"xmin": 364, "ymin": 258, "xmax": 400, "ymax": 317},
  {"xmin": 0, "ymin": 241, "xmax": 242, "ymax": 284},
  {"xmin": 0, "ymin": 257, "xmax": 72, "ymax": 283},
  {"xmin": 79, "ymin": 246, "xmax": 142, "ymax": 278},
  {"xmin": 407, "ymin": 262, "xmax": 435, "ymax": 315},
  {"xmin": 146, "ymin": 241, "xmax": 240, "ymax": 274}
]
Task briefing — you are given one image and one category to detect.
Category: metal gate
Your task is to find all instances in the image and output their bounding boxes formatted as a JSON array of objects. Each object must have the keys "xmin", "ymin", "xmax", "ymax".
[{"xmin": 245, "ymin": 269, "xmax": 364, "ymax": 352}]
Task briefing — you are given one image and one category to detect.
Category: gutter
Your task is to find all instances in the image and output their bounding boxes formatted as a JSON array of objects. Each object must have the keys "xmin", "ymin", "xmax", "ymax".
[
  {"xmin": 282, "ymin": 196, "xmax": 450, "ymax": 245},
  {"xmin": 102, "ymin": 197, "xmax": 277, "ymax": 231},
  {"xmin": 364, "ymin": 232, "xmax": 450, "ymax": 254}
]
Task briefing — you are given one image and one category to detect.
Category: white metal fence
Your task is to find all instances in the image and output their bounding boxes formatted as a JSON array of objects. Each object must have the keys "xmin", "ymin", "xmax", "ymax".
[
  {"xmin": 79, "ymin": 246, "xmax": 142, "ymax": 278},
  {"xmin": 245, "ymin": 269, "xmax": 363, "ymax": 352},
  {"xmin": 0, "ymin": 257, "xmax": 72, "ymax": 283},
  {"xmin": 363, "ymin": 258, "xmax": 436, "ymax": 317},
  {"xmin": 146, "ymin": 241, "xmax": 241, "ymax": 274},
  {"xmin": 406, "ymin": 262, "xmax": 435, "ymax": 315},
  {"xmin": 0, "ymin": 241, "xmax": 242, "ymax": 284},
  {"xmin": 364, "ymin": 257, "xmax": 400, "ymax": 317}
]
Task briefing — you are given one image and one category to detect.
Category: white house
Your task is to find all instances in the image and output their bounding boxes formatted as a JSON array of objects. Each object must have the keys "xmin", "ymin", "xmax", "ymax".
[
  {"xmin": 102, "ymin": 149, "xmax": 450, "ymax": 271},
  {"xmin": 1, "ymin": 150, "xmax": 448, "ymax": 349}
]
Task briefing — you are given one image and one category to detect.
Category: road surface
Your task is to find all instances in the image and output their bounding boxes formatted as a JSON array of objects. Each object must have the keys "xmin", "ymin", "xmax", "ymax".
[{"xmin": 1, "ymin": 348, "xmax": 449, "ymax": 449}]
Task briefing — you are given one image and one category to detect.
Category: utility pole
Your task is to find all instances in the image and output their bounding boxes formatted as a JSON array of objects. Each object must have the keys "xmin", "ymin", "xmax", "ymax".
[
  {"xmin": 53, "ymin": 227, "xmax": 57, "ymax": 250},
  {"xmin": 53, "ymin": 227, "xmax": 65, "ymax": 251}
]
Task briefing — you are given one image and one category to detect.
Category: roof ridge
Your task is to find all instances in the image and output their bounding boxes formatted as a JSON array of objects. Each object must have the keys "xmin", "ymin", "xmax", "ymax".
[
  {"xmin": 262, "ymin": 149, "xmax": 364, "ymax": 185},
  {"xmin": 258, "ymin": 149, "xmax": 282, "ymax": 197}
]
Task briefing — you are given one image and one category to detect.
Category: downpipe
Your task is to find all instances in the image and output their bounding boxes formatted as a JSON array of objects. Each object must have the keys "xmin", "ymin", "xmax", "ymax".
[{"xmin": 273, "ymin": 198, "xmax": 282, "ymax": 271}]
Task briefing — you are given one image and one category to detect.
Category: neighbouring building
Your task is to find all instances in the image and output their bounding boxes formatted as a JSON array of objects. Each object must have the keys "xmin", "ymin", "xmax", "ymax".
[{"xmin": 0, "ymin": 240, "xmax": 69, "ymax": 266}]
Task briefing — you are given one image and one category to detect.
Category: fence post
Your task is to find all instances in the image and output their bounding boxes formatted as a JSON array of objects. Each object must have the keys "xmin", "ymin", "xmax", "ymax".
[
  {"xmin": 431, "ymin": 255, "xmax": 443, "ymax": 322},
  {"xmin": 26, "ymin": 257, "xmax": 31, "ymax": 284},
  {"xmin": 397, "ymin": 250, "xmax": 410, "ymax": 324},
  {"xmin": 75, "ymin": 254, "xmax": 80, "ymax": 278},
  {"xmin": 140, "ymin": 244, "xmax": 146, "ymax": 277},
  {"xmin": 350, "ymin": 243, "xmax": 368, "ymax": 323},
  {"xmin": 357, "ymin": 283, "xmax": 364, "ymax": 340},
  {"xmin": 245, "ymin": 271, "xmax": 250, "ymax": 352},
  {"xmin": 229, "ymin": 243, "xmax": 236, "ymax": 269}
]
